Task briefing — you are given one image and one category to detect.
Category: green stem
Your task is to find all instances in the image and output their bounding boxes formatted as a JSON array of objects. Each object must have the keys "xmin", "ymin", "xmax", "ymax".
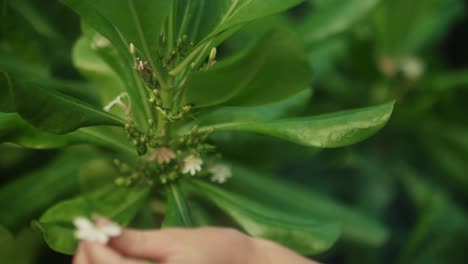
[
  {"xmin": 163, "ymin": 182, "xmax": 193, "ymax": 227},
  {"xmin": 167, "ymin": 0, "xmax": 176, "ymax": 56},
  {"xmin": 177, "ymin": 0, "xmax": 192, "ymax": 40},
  {"xmin": 169, "ymin": 41, "xmax": 209, "ymax": 76}
]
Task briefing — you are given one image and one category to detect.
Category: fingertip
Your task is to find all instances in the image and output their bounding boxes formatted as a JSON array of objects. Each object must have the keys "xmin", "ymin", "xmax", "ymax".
[
  {"xmin": 108, "ymin": 228, "xmax": 172, "ymax": 261},
  {"xmin": 73, "ymin": 243, "xmax": 89, "ymax": 264},
  {"xmin": 83, "ymin": 241, "xmax": 124, "ymax": 263}
]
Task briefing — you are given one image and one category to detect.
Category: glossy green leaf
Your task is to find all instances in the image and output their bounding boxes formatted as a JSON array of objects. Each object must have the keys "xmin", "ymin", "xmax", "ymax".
[
  {"xmin": 0, "ymin": 227, "xmax": 43, "ymax": 264},
  {"xmin": 200, "ymin": 0, "xmax": 303, "ymax": 41},
  {"xmin": 9, "ymin": 0, "xmax": 61, "ymax": 40},
  {"xmin": 64, "ymin": 0, "xmax": 171, "ymax": 63},
  {"xmin": 72, "ymin": 36, "xmax": 125, "ymax": 106},
  {"xmin": 196, "ymin": 102, "xmax": 394, "ymax": 148},
  {"xmin": 79, "ymin": 159, "xmax": 119, "ymax": 194},
  {"xmin": 226, "ymin": 163, "xmax": 388, "ymax": 246},
  {"xmin": 162, "ymin": 183, "xmax": 194, "ymax": 227},
  {"xmin": 0, "ymin": 52, "xmax": 99, "ymax": 105},
  {"xmin": 0, "ymin": 113, "xmax": 134, "ymax": 154},
  {"xmin": 5, "ymin": 78, "xmax": 124, "ymax": 134},
  {"xmin": 299, "ymin": 0, "xmax": 380, "ymax": 45},
  {"xmin": 89, "ymin": 0, "xmax": 170, "ymax": 62},
  {"xmin": 36, "ymin": 185, "xmax": 150, "ymax": 254},
  {"xmin": 190, "ymin": 180, "xmax": 339, "ymax": 255},
  {"xmin": 77, "ymin": 24, "xmax": 155, "ymax": 128},
  {"xmin": 0, "ymin": 151, "xmax": 95, "ymax": 231},
  {"xmin": 189, "ymin": 89, "xmax": 312, "ymax": 127},
  {"xmin": 374, "ymin": 0, "xmax": 462, "ymax": 56},
  {"xmin": 171, "ymin": 0, "xmax": 303, "ymax": 72},
  {"xmin": 186, "ymin": 29, "xmax": 311, "ymax": 107}
]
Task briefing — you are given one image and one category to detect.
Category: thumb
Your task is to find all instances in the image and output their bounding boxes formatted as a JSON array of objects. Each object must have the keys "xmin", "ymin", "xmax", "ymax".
[{"xmin": 108, "ymin": 228, "xmax": 182, "ymax": 261}]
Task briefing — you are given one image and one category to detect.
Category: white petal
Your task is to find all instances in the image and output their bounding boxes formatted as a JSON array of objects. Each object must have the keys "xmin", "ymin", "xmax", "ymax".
[
  {"xmin": 99, "ymin": 224, "xmax": 122, "ymax": 237},
  {"xmin": 74, "ymin": 217, "xmax": 94, "ymax": 230}
]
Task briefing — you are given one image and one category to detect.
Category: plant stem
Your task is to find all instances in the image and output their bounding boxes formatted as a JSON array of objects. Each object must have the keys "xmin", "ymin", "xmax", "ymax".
[
  {"xmin": 167, "ymin": 0, "xmax": 176, "ymax": 57},
  {"xmin": 177, "ymin": 0, "xmax": 193, "ymax": 40}
]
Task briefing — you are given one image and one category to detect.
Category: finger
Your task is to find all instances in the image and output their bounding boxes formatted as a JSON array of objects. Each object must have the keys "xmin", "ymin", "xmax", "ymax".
[
  {"xmin": 73, "ymin": 243, "xmax": 90, "ymax": 264},
  {"xmin": 82, "ymin": 241, "xmax": 147, "ymax": 264},
  {"xmin": 109, "ymin": 228, "xmax": 181, "ymax": 261}
]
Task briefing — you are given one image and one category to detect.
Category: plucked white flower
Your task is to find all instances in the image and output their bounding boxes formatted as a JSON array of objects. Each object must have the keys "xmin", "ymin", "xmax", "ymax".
[
  {"xmin": 73, "ymin": 216, "xmax": 122, "ymax": 244},
  {"xmin": 401, "ymin": 57, "xmax": 425, "ymax": 80},
  {"xmin": 209, "ymin": 164, "xmax": 232, "ymax": 184},
  {"xmin": 149, "ymin": 147, "xmax": 176, "ymax": 164},
  {"xmin": 182, "ymin": 155, "xmax": 203, "ymax": 176}
]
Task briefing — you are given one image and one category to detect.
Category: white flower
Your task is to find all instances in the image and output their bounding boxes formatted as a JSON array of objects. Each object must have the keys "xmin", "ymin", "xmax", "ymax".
[
  {"xmin": 401, "ymin": 57, "xmax": 425, "ymax": 80},
  {"xmin": 73, "ymin": 216, "xmax": 122, "ymax": 244},
  {"xmin": 209, "ymin": 164, "xmax": 232, "ymax": 184},
  {"xmin": 182, "ymin": 155, "xmax": 203, "ymax": 176},
  {"xmin": 149, "ymin": 147, "xmax": 176, "ymax": 164}
]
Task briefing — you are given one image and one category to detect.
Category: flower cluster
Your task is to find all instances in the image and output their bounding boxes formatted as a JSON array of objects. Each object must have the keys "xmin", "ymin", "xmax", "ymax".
[
  {"xmin": 114, "ymin": 122, "xmax": 231, "ymax": 187},
  {"xmin": 108, "ymin": 35, "xmax": 231, "ymax": 191}
]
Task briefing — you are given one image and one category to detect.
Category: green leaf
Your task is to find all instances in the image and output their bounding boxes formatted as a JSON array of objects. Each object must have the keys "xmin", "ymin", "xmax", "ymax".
[
  {"xmin": 76, "ymin": 25, "xmax": 155, "ymax": 128},
  {"xmin": 196, "ymin": 102, "xmax": 394, "ymax": 148},
  {"xmin": 162, "ymin": 183, "xmax": 194, "ymax": 227},
  {"xmin": 200, "ymin": 0, "xmax": 303, "ymax": 41},
  {"xmin": 6, "ymin": 78, "xmax": 124, "ymax": 134},
  {"xmin": 374, "ymin": 0, "xmax": 462, "ymax": 56},
  {"xmin": 398, "ymin": 171, "xmax": 468, "ymax": 264},
  {"xmin": 0, "ymin": 52, "xmax": 99, "ymax": 105},
  {"xmin": 62, "ymin": 0, "xmax": 165, "ymax": 123},
  {"xmin": 190, "ymin": 180, "xmax": 339, "ymax": 255},
  {"xmin": 424, "ymin": 70, "xmax": 468, "ymax": 93},
  {"xmin": 298, "ymin": 0, "xmax": 380, "ymax": 45},
  {"xmin": 189, "ymin": 89, "xmax": 312, "ymax": 127},
  {"xmin": 64, "ymin": 0, "xmax": 171, "ymax": 63},
  {"xmin": 0, "ymin": 113, "xmax": 128, "ymax": 153},
  {"xmin": 72, "ymin": 36, "xmax": 125, "ymax": 106},
  {"xmin": 9, "ymin": 0, "xmax": 61, "ymax": 40},
  {"xmin": 0, "ymin": 227, "xmax": 43, "ymax": 264},
  {"xmin": 79, "ymin": 159, "xmax": 119, "ymax": 194},
  {"xmin": 171, "ymin": 0, "xmax": 303, "ymax": 71},
  {"xmin": 0, "ymin": 151, "xmax": 95, "ymax": 231},
  {"xmin": 186, "ymin": 28, "xmax": 311, "ymax": 107},
  {"xmin": 36, "ymin": 185, "xmax": 150, "ymax": 254},
  {"xmin": 0, "ymin": 72, "xmax": 15, "ymax": 112},
  {"xmin": 225, "ymin": 163, "xmax": 388, "ymax": 246},
  {"xmin": 0, "ymin": 113, "xmax": 134, "ymax": 154}
]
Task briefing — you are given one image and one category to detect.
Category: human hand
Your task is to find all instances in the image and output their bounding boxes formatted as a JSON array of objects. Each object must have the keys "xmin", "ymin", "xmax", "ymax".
[{"xmin": 73, "ymin": 227, "xmax": 319, "ymax": 264}]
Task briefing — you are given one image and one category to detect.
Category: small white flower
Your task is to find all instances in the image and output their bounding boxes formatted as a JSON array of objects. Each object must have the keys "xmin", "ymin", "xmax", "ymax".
[
  {"xmin": 149, "ymin": 147, "xmax": 176, "ymax": 164},
  {"xmin": 73, "ymin": 216, "xmax": 122, "ymax": 244},
  {"xmin": 401, "ymin": 57, "xmax": 425, "ymax": 80},
  {"xmin": 182, "ymin": 155, "xmax": 203, "ymax": 176},
  {"xmin": 209, "ymin": 164, "xmax": 232, "ymax": 184}
]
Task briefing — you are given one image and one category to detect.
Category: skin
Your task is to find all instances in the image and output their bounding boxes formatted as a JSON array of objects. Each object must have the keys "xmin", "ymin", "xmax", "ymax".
[{"xmin": 73, "ymin": 227, "xmax": 319, "ymax": 264}]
